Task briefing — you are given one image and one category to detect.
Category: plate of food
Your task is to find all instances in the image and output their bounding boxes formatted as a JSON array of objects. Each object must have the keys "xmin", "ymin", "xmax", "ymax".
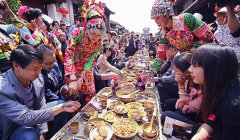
[
  {"xmin": 127, "ymin": 109, "xmax": 146, "ymax": 122},
  {"xmin": 83, "ymin": 107, "xmax": 98, "ymax": 120},
  {"xmin": 112, "ymin": 118, "xmax": 139, "ymax": 139},
  {"xmin": 89, "ymin": 121, "xmax": 113, "ymax": 140},
  {"xmin": 85, "ymin": 118, "xmax": 105, "ymax": 132},
  {"xmin": 126, "ymin": 102, "xmax": 144, "ymax": 110},
  {"xmin": 108, "ymin": 100, "xmax": 124, "ymax": 110},
  {"xmin": 99, "ymin": 87, "xmax": 112, "ymax": 97},
  {"xmin": 103, "ymin": 111, "xmax": 123, "ymax": 123},
  {"xmin": 114, "ymin": 104, "xmax": 129, "ymax": 114}
]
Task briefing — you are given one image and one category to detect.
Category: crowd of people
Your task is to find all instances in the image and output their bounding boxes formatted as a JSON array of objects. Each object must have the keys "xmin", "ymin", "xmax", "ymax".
[
  {"xmin": 0, "ymin": 0, "xmax": 240, "ymax": 139},
  {"xmin": 150, "ymin": 0, "xmax": 240, "ymax": 140}
]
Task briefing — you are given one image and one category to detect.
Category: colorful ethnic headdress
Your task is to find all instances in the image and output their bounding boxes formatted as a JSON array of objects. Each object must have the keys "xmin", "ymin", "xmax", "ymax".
[
  {"xmin": 82, "ymin": 0, "xmax": 105, "ymax": 21},
  {"xmin": 18, "ymin": 6, "xmax": 42, "ymax": 22},
  {"xmin": 81, "ymin": 0, "xmax": 106, "ymax": 31},
  {"xmin": 151, "ymin": 0, "xmax": 174, "ymax": 19}
]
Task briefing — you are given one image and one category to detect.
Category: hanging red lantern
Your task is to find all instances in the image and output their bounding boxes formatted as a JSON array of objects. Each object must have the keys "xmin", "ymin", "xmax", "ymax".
[
  {"xmin": 59, "ymin": 7, "xmax": 69, "ymax": 18},
  {"xmin": 215, "ymin": 5, "xmax": 220, "ymax": 12}
]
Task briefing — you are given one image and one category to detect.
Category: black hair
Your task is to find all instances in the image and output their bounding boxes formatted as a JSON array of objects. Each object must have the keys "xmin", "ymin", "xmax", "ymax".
[
  {"xmin": 52, "ymin": 21, "xmax": 59, "ymax": 27},
  {"xmin": 42, "ymin": 18, "xmax": 50, "ymax": 32},
  {"xmin": 10, "ymin": 44, "xmax": 43, "ymax": 69},
  {"xmin": 103, "ymin": 44, "xmax": 112, "ymax": 54},
  {"xmin": 24, "ymin": 8, "xmax": 42, "ymax": 22},
  {"xmin": 35, "ymin": 44, "xmax": 55, "ymax": 56},
  {"xmin": 60, "ymin": 24, "xmax": 66, "ymax": 27},
  {"xmin": 191, "ymin": 44, "xmax": 239, "ymax": 120},
  {"xmin": 103, "ymin": 43, "xmax": 113, "ymax": 63},
  {"xmin": 173, "ymin": 52, "xmax": 192, "ymax": 72}
]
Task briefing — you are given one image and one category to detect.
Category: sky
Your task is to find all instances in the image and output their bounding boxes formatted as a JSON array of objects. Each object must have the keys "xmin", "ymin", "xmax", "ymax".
[{"xmin": 101, "ymin": 0, "xmax": 159, "ymax": 34}]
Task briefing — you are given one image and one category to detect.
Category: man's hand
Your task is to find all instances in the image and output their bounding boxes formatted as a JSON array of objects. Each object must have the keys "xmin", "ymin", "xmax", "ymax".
[{"xmin": 62, "ymin": 101, "xmax": 81, "ymax": 113}]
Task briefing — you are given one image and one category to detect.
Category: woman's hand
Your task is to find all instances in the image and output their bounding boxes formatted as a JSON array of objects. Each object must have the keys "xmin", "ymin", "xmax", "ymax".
[
  {"xmin": 31, "ymin": 20, "xmax": 38, "ymax": 30},
  {"xmin": 175, "ymin": 74, "xmax": 186, "ymax": 85},
  {"xmin": 68, "ymin": 79, "xmax": 82, "ymax": 95}
]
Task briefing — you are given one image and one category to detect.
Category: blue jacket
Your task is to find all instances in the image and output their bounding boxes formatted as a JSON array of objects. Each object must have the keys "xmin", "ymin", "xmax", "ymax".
[
  {"xmin": 0, "ymin": 69, "xmax": 54, "ymax": 140},
  {"xmin": 40, "ymin": 63, "xmax": 64, "ymax": 103}
]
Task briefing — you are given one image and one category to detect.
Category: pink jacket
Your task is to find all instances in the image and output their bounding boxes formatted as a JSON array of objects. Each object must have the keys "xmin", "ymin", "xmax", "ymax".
[{"xmin": 182, "ymin": 87, "xmax": 203, "ymax": 114}]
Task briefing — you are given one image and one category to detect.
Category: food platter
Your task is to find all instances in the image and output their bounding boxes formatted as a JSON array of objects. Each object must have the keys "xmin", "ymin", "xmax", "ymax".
[
  {"xmin": 127, "ymin": 109, "xmax": 146, "ymax": 122},
  {"xmin": 113, "ymin": 104, "xmax": 129, "ymax": 114},
  {"xmin": 98, "ymin": 87, "xmax": 112, "ymax": 97},
  {"xmin": 103, "ymin": 111, "xmax": 123, "ymax": 123},
  {"xmin": 85, "ymin": 118, "xmax": 105, "ymax": 132},
  {"xmin": 108, "ymin": 100, "xmax": 124, "ymax": 110},
  {"xmin": 126, "ymin": 102, "xmax": 144, "ymax": 110},
  {"xmin": 112, "ymin": 118, "xmax": 139, "ymax": 139},
  {"xmin": 89, "ymin": 122, "xmax": 113, "ymax": 140}
]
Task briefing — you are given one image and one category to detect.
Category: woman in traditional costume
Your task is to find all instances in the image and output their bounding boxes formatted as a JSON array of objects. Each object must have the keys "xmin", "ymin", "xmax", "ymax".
[
  {"xmin": 64, "ymin": 0, "xmax": 106, "ymax": 104},
  {"xmin": 150, "ymin": 0, "xmax": 214, "ymax": 71}
]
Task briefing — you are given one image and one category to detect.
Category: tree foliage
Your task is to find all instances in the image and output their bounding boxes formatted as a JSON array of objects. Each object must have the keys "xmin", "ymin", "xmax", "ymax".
[{"xmin": 3, "ymin": 0, "xmax": 21, "ymax": 23}]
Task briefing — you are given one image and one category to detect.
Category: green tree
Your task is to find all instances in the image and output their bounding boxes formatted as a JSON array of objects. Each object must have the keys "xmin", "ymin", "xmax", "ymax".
[
  {"xmin": 3, "ymin": 0, "xmax": 21, "ymax": 23},
  {"xmin": 6, "ymin": 0, "xmax": 21, "ymax": 15}
]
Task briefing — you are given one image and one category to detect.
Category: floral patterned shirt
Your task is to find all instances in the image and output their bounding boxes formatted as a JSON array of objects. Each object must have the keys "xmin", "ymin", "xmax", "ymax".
[
  {"xmin": 214, "ymin": 25, "xmax": 240, "ymax": 62},
  {"xmin": 159, "ymin": 13, "xmax": 214, "ymax": 52},
  {"xmin": 64, "ymin": 27, "xmax": 103, "ymax": 102}
]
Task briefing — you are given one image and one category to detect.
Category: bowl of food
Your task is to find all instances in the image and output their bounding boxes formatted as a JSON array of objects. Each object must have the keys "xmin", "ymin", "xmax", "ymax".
[
  {"xmin": 103, "ymin": 111, "xmax": 123, "ymax": 123},
  {"xmin": 114, "ymin": 104, "xmax": 129, "ymax": 114},
  {"xmin": 142, "ymin": 122, "xmax": 158, "ymax": 138},
  {"xmin": 144, "ymin": 101, "xmax": 155, "ymax": 110},
  {"xmin": 112, "ymin": 118, "xmax": 139, "ymax": 139},
  {"xmin": 89, "ymin": 121, "xmax": 113, "ymax": 140},
  {"xmin": 69, "ymin": 121, "xmax": 79, "ymax": 134},
  {"xmin": 116, "ymin": 89, "xmax": 136, "ymax": 103},
  {"xmin": 108, "ymin": 100, "xmax": 124, "ymax": 110},
  {"xmin": 138, "ymin": 125, "xmax": 159, "ymax": 140},
  {"xmin": 127, "ymin": 109, "xmax": 146, "ymax": 122},
  {"xmin": 126, "ymin": 102, "xmax": 143, "ymax": 110}
]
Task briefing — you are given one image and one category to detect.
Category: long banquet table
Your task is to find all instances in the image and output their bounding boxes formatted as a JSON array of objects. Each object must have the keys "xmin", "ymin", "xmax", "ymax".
[{"xmin": 51, "ymin": 53, "xmax": 162, "ymax": 140}]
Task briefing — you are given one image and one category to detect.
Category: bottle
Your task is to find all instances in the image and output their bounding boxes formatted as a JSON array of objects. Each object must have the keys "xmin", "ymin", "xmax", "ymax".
[
  {"xmin": 112, "ymin": 77, "xmax": 120, "ymax": 95},
  {"xmin": 135, "ymin": 75, "xmax": 145, "ymax": 91}
]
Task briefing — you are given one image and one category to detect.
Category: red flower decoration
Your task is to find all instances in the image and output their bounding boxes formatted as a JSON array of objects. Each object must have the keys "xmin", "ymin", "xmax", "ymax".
[
  {"xmin": 25, "ymin": 35, "xmax": 30, "ymax": 40},
  {"xmin": 208, "ymin": 114, "xmax": 216, "ymax": 122},
  {"xmin": 215, "ymin": 5, "xmax": 220, "ymax": 12}
]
